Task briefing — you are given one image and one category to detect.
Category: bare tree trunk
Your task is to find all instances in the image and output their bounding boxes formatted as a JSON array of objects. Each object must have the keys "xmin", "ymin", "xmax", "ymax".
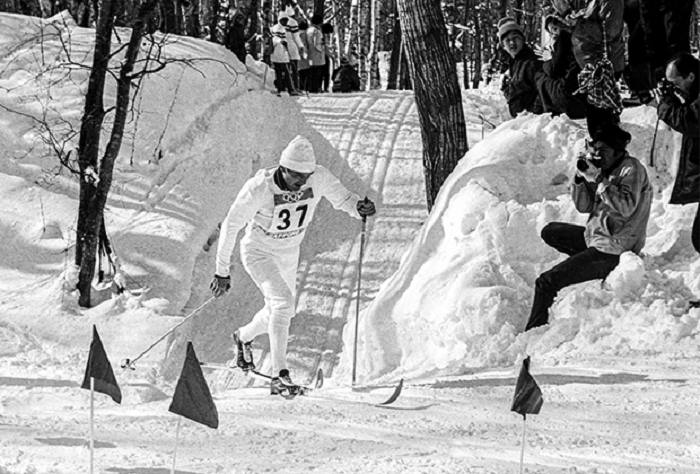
[
  {"xmin": 387, "ymin": 6, "xmax": 400, "ymax": 89},
  {"xmin": 396, "ymin": 0, "xmax": 468, "ymax": 210},
  {"xmin": 76, "ymin": 0, "xmax": 159, "ymax": 307},
  {"xmin": 183, "ymin": 0, "xmax": 201, "ymax": 37},
  {"xmin": 313, "ymin": 0, "xmax": 323, "ymax": 18},
  {"xmin": 248, "ymin": 0, "xmax": 260, "ymax": 58},
  {"xmin": 357, "ymin": 0, "xmax": 370, "ymax": 88},
  {"xmin": 345, "ymin": 0, "xmax": 359, "ymax": 55}
]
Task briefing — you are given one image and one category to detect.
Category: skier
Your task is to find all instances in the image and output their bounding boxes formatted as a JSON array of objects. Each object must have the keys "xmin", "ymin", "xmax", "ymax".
[
  {"xmin": 210, "ymin": 135, "xmax": 377, "ymax": 395},
  {"xmin": 525, "ymin": 123, "xmax": 652, "ymax": 331}
]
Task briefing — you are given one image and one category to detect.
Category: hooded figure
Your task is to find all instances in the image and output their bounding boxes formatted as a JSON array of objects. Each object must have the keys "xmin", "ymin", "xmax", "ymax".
[{"xmin": 331, "ymin": 55, "xmax": 361, "ymax": 93}]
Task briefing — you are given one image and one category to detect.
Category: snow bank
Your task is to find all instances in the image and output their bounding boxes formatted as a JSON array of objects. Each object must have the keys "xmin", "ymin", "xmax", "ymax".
[{"xmin": 342, "ymin": 109, "xmax": 700, "ymax": 383}]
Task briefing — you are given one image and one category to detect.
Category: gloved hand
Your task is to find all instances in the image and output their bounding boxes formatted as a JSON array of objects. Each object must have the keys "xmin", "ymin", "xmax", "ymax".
[
  {"xmin": 210, "ymin": 275, "xmax": 231, "ymax": 298},
  {"xmin": 356, "ymin": 197, "xmax": 376, "ymax": 218},
  {"xmin": 576, "ymin": 162, "xmax": 601, "ymax": 183},
  {"xmin": 281, "ymin": 40, "xmax": 288, "ymax": 48}
]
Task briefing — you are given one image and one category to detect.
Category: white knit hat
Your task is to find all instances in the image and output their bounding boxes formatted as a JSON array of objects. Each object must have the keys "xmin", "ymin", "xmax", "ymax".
[{"xmin": 279, "ymin": 135, "xmax": 316, "ymax": 173}]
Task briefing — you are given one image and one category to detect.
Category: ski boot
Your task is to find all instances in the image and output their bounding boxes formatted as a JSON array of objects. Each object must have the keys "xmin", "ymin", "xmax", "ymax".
[
  {"xmin": 232, "ymin": 330, "xmax": 255, "ymax": 373},
  {"xmin": 270, "ymin": 369, "xmax": 301, "ymax": 398}
]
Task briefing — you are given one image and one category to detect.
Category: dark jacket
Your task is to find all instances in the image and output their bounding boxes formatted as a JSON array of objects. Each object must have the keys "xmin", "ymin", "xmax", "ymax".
[
  {"xmin": 503, "ymin": 45, "xmax": 543, "ymax": 117},
  {"xmin": 543, "ymin": 30, "xmax": 580, "ymax": 94},
  {"xmin": 658, "ymin": 80, "xmax": 700, "ymax": 205},
  {"xmin": 225, "ymin": 13, "xmax": 248, "ymax": 63},
  {"xmin": 566, "ymin": 0, "xmax": 625, "ymax": 74},
  {"xmin": 332, "ymin": 65, "xmax": 360, "ymax": 93},
  {"xmin": 572, "ymin": 152, "xmax": 652, "ymax": 255}
]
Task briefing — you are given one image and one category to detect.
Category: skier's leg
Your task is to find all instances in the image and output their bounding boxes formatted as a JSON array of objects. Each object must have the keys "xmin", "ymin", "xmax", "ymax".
[
  {"xmin": 526, "ymin": 247, "xmax": 620, "ymax": 330},
  {"xmin": 267, "ymin": 246, "xmax": 299, "ymax": 375}
]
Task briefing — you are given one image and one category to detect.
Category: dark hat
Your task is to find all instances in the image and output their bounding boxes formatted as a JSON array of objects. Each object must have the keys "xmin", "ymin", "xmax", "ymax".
[
  {"xmin": 497, "ymin": 17, "xmax": 524, "ymax": 42},
  {"xmin": 544, "ymin": 14, "xmax": 565, "ymax": 32},
  {"xmin": 591, "ymin": 123, "xmax": 632, "ymax": 150}
]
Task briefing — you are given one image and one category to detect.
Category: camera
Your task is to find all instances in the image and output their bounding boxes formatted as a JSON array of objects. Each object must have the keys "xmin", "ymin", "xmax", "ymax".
[
  {"xmin": 658, "ymin": 77, "xmax": 675, "ymax": 98},
  {"xmin": 576, "ymin": 152, "xmax": 602, "ymax": 172}
]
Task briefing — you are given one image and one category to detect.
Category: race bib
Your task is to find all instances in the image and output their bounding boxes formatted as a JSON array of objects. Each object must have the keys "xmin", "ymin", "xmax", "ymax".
[{"xmin": 268, "ymin": 188, "xmax": 315, "ymax": 238}]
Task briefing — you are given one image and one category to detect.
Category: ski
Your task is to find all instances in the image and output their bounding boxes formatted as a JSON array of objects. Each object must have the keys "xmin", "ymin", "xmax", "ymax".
[
  {"xmin": 200, "ymin": 363, "xmax": 404, "ymax": 406},
  {"xmin": 200, "ymin": 363, "xmax": 323, "ymax": 399}
]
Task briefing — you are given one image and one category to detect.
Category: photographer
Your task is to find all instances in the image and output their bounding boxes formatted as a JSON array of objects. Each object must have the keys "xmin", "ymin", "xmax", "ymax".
[
  {"xmin": 525, "ymin": 123, "xmax": 652, "ymax": 331},
  {"xmin": 656, "ymin": 53, "xmax": 699, "ymax": 258}
]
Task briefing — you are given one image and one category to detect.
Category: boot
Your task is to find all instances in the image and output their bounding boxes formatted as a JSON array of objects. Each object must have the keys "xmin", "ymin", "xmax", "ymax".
[{"xmin": 270, "ymin": 369, "xmax": 297, "ymax": 395}]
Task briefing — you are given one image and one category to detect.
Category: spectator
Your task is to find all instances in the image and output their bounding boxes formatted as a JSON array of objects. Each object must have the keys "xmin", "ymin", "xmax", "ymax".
[
  {"xmin": 270, "ymin": 10, "xmax": 299, "ymax": 96},
  {"xmin": 638, "ymin": 0, "xmax": 696, "ymax": 83},
  {"xmin": 282, "ymin": 6, "xmax": 305, "ymax": 93},
  {"xmin": 621, "ymin": 0, "xmax": 653, "ymax": 105},
  {"xmin": 525, "ymin": 123, "xmax": 653, "ymax": 331},
  {"xmin": 656, "ymin": 53, "xmax": 700, "ymax": 279},
  {"xmin": 321, "ymin": 22, "xmax": 335, "ymax": 92},
  {"xmin": 550, "ymin": 0, "xmax": 625, "ymax": 133},
  {"xmin": 298, "ymin": 20, "xmax": 311, "ymax": 91},
  {"xmin": 305, "ymin": 14, "xmax": 326, "ymax": 93},
  {"xmin": 332, "ymin": 55, "xmax": 361, "ymax": 93},
  {"xmin": 225, "ymin": 9, "xmax": 251, "ymax": 65},
  {"xmin": 535, "ymin": 14, "xmax": 587, "ymax": 119},
  {"xmin": 497, "ymin": 17, "xmax": 543, "ymax": 117}
]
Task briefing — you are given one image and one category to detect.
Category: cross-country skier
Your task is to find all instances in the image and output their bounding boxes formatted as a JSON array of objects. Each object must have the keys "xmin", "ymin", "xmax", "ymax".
[{"xmin": 210, "ymin": 135, "xmax": 376, "ymax": 395}]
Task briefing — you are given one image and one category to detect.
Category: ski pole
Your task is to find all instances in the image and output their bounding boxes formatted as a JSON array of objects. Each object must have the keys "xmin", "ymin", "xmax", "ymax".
[
  {"xmin": 649, "ymin": 114, "xmax": 660, "ymax": 168},
  {"xmin": 121, "ymin": 296, "xmax": 215, "ymax": 370},
  {"xmin": 351, "ymin": 199, "xmax": 369, "ymax": 386}
]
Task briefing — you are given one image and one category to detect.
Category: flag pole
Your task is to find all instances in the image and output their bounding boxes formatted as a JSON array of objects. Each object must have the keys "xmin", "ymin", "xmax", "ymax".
[
  {"xmin": 519, "ymin": 417, "xmax": 527, "ymax": 474},
  {"xmin": 171, "ymin": 417, "xmax": 182, "ymax": 474},
  {"xmin": 89, "ymin": 377, "xmax": 95, "ymax": 474}
]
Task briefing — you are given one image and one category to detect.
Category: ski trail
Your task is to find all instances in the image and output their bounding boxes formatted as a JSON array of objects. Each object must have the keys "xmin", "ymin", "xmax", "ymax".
[{"xmin": 288, "ymin": 92, "xmax": 427, "ymax": 383}]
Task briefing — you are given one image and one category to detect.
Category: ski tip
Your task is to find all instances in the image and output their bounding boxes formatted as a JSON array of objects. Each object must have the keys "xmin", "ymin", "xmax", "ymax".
[
  {"xmin": 378, "ymin": 379, "xmax": 403, "ymax": 406},
  {"xmin": 315, "ymin": 368, "xmax": 324, "ymax": 389}
]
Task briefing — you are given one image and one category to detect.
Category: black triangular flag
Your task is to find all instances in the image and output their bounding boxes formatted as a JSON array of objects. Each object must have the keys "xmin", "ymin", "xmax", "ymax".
[
  {"xmin": 81, "ymin": 325, "xmax": 122, "ymax": 404},
  {"xmin": 168, "ymin": 342, "xmax": 219, "ymax": 429},
  {"xmin": 510, "ymin": 356, "xmax": 543, "ymax": 419}
]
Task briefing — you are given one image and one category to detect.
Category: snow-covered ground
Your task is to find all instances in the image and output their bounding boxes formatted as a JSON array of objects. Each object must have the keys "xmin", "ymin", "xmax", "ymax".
[{"xmin": 1, "ymin": 12, "xmax": 699, "ymax": 474}]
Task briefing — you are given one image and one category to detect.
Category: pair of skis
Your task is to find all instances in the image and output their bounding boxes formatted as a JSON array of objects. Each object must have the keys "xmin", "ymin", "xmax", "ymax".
[{"xmin": 201, "ymin": 363, "xmax": 403, "ymax": 406}]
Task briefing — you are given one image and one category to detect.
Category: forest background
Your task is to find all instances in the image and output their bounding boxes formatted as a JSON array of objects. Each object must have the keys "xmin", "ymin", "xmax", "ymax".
[{"xmin": 5, "ymin": 0, "xmax": 699, "ymax": 93}]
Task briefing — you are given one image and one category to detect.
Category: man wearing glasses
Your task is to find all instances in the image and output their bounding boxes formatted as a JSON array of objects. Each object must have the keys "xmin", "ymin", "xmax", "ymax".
[
  {"xmin": 210, "ymin": 135, "xmax": 376, "ymax": 394},
  {"xmin": 525, "ymin": 123, "xmax": 653, "ymax": 331}
]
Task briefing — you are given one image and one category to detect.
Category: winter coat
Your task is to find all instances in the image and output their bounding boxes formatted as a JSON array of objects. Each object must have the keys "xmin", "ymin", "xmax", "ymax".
[
  {"xmin": 270, "ymin": 22, "xmax": 289, "ymax": 63},
  {"xmin": 332, "ymin": 65, "xmax": 361, "ymax": 93},
  {"xmin": 543, "ymin": 30, "xmax": 580, "ymax": 94},
  {"xmin": 225, "ymin": 13, "xmax": 248, "ymax": 63},
  {"xmin": 657, "ymin": 80, "xmax": 700, "ymax": 205},
  {"xmin": 306, "ymin": 24, "xmax": 325, "ymax": 67},
  {"xmin": 298, "ymin": 30, "xmax": 310, "ymax": 70},
  {"xmin": 215, "ymin": 165, "xmax": 361, "ymax": 275},
  {"xmin": 503, "ymin": 45, "xmax": 544, "ymax": 117},
  {"xmin": 565, "ymin": 0, "xmax": 625, "ymax": 74},
  {"xmin": 572, "ymin": 152, "xmax": 652, "ymax": 255},
  {"xmin": 283, "ymin": 17, "xmax": 304, "ymax": 61}
]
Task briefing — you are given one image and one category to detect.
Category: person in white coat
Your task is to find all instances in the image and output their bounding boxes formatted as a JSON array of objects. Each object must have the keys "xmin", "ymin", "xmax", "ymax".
[
  {"xmin": 210, "ymin": 135, "xmax": 377, "ymax": 394},
  {"xmin": 270, "ymin": 11, "xmax": 298, "ymax": 96}
]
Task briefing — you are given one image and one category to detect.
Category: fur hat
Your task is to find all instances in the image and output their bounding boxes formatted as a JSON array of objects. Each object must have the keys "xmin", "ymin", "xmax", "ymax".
[
  {"xmin": 591, "ymin": 123, "xmax": 632, "ymax": 150},
  {"xmin": 279, "ymin": 135, "xmax": 316, "ymax": 173},
  {"xmin": 340, "ymin": 55, "xmax": 357, "ymax": 67},
  {"xmin": 497, "ymin": 17, "xmax": 524, "ymax": 42}
]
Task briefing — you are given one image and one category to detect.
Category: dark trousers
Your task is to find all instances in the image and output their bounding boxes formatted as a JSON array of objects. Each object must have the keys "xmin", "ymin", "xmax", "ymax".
[
  {"xmin": 273, "ymin": 62, "xmax": 295, "ymax": 93},
  {"xmin": 526, "ymin": 223, "xmax": 621, "ymax": 331},
  {"xmin": 638, "ymin": 0, "xmax": 695, "ymax": 78}
]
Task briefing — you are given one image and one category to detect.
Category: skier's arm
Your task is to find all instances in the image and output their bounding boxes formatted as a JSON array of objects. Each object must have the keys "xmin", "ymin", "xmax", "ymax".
[
  {"xmin": 215, "ymin": 178, "xmax": 266, "ymax": 277},
  {"xmin": 317, "ymin": 167, "xmax": 362, "ymax": 218},
  {"xmin": 596, "ymin": 161, "xmax": 646, "ymax": 218}
]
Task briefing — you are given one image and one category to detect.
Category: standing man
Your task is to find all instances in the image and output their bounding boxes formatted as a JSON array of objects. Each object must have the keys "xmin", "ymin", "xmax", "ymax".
[
  {"xmin": 210, "ymin": 135, "xmax": 377, "ymax": 394},
  {"xmin": 656, "ymin": 53, "xmax": 700, "ymax": 305},
  {"xmin": 526, "ymin": 123, "xmax": 652, "ymax": 331}
]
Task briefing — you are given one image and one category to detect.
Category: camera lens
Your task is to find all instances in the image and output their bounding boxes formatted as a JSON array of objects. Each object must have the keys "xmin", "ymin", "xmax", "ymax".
[{"xmin": 576, "ymin": 159, "xmax": 589, "ymax": 172}]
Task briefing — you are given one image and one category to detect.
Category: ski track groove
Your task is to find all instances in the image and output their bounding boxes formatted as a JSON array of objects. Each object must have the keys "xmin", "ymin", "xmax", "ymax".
[{"xmin": 290, "ymin": 94, "xmax": 424, "ymax": 384}]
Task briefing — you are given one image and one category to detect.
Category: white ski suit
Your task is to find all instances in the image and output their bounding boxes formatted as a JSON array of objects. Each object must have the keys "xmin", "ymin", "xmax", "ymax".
[{"xmin": 215, "ymin": 165, "xmax": 361, "ymax": 375}]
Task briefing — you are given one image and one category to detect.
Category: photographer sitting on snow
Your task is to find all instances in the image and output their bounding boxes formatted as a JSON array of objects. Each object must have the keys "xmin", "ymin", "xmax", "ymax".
[{"xmin": 525, "ymin": 123, "xmax": 653, "ymax": 331}]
